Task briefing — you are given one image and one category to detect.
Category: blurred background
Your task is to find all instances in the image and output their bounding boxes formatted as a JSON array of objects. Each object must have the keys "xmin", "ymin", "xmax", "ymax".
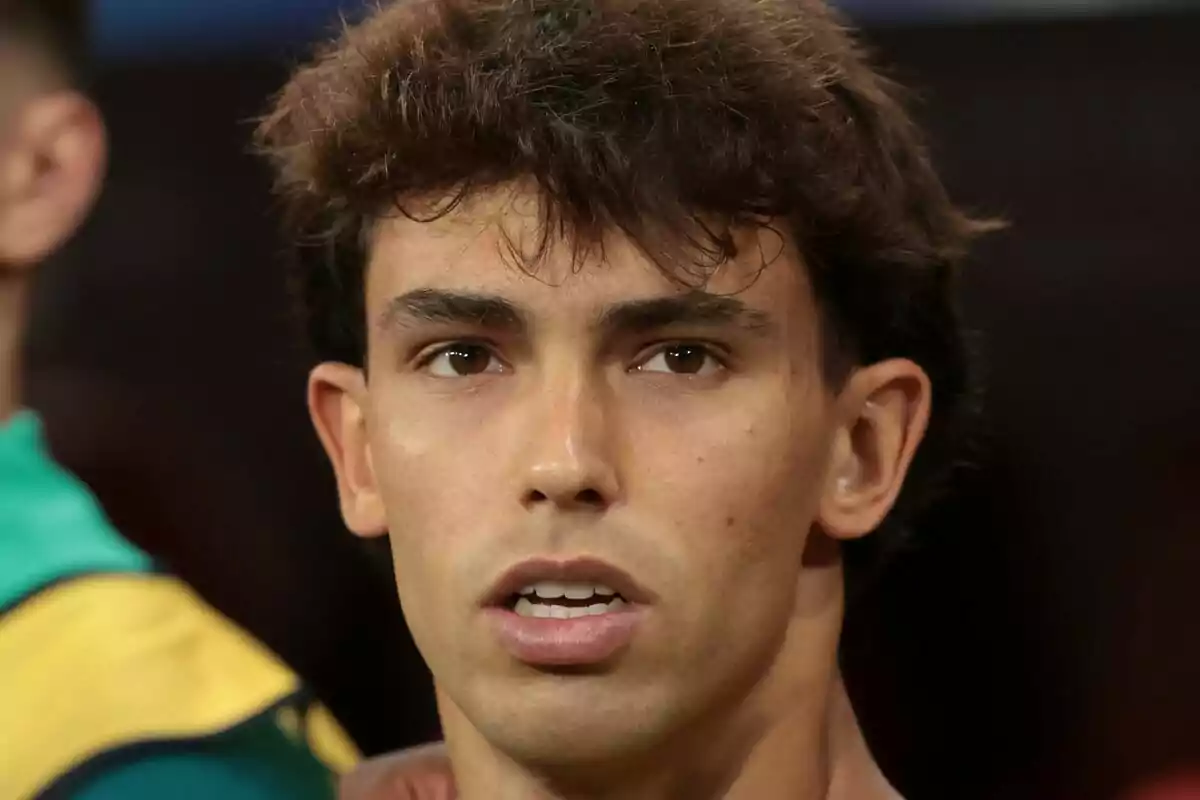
[{"xmin": 25, "ymin": 1, "xmax": 1200, "ymax": 798}]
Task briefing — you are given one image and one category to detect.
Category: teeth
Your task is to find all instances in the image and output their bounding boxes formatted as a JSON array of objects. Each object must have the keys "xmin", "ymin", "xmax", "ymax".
[
  {"xmin": 533, "ymin": 581, "xmax": 566, "ymax": 599},
  {"xmin": 520, "ymin": 581, "xmax": 618, "ymax": 600},
  {"xmin": 513, "ymin": 597, "xmax": 626, "ymax": 619},
  {"xmin": 566, "ymin": 584, "xmax": 612, "ymax": 599}
]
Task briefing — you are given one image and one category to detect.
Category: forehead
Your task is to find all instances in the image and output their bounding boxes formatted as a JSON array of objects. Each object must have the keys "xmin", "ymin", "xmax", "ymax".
[{"xmin": 364, "ymin": 185, "xmax": 817, "ymax": 324}]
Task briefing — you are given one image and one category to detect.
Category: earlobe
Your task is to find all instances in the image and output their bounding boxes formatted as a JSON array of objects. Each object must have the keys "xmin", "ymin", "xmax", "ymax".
[
  {"xmin": 0, "ymin": 92, "xmax": 106, "ymax": 268},
  {"xmin": 818, "ymin": 360, "xmax": 931, "ymax": 541},
  {"xmin": 308, "ymin": 363, "xmax": 389, "ymax": 538}
]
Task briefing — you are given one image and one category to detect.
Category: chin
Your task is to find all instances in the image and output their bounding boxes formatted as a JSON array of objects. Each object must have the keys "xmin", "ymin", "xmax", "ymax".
[
  {"xmin": 492, "ymin": 721, "xmax": 663, "ymax": 773},
  {"xmin": 466, "ymin": 680, "xmax": 680, "ymax": 769}
]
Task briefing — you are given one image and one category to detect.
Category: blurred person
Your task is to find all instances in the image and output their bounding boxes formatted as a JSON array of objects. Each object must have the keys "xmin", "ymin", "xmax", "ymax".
[
  {"xmin": 257, "ymin": 0, "xmax": 1000, "ymax": 798},
  {"xmin": 0, "ymin": 1, "xmax": 359, "ymax": 797}
]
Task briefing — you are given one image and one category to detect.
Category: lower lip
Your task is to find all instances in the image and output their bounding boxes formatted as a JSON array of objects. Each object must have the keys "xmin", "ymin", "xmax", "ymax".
[{"xmin": 485, "ymin": 605, "xmax": 644, "ymax": 666}]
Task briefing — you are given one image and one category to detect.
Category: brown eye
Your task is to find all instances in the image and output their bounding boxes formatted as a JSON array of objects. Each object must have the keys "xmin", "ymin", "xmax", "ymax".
[
  {"xmin": 424, "ymin": 343, "xmax": 503, "ymax": 377},
  {"xmin": 638, "ymin": 344, "xmax": 722, "ymax": 376}
]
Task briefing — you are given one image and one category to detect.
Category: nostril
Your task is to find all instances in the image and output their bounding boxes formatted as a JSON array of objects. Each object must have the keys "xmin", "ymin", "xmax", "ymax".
[
  {"xmin": 523, "ymin": 486, "xmax": 608, "ymax": 509},
  {"xmin": 575, "ymin": 488, "xmax": 604, "ymax": 507}
]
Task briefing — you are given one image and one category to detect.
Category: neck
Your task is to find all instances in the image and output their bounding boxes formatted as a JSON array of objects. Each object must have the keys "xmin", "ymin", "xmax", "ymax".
[
  {"xmin": 0, "ymin": 273, "xmax": 28, "ymax": 424},
  {"xmin": 444, "ymin": 676, "xmax": 895, "ymax": 800},
  {"xmin": 443, "ymin": 565, "xmax": 899, "ymax": 800}
]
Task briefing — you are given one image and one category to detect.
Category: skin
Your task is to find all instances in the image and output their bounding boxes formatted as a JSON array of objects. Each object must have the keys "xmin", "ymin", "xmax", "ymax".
[
  {"xmin": 0, "ymin": 35, "xmax": 106, "ymax": 422},
  {"xmin": 339, "ymin": 743, "xmax": 458, "ymax": 800},
  {"xmin": 312, "ymin": 184, "xmax": 930, "ymax": 800},
  {"xmin": 340, "ymin": 683, "xmax": 902, "ymax": 800}
]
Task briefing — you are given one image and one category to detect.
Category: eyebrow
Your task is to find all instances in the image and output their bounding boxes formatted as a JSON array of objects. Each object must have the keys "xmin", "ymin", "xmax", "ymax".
[
  {"xmin": 378, "ymin": 289, "xmax": 526, "ymax": 332},
  {"xmin": 597, "ymin": 292, "xmax": 774, "ymax": 338},
  {"xmin": 377, "ymin": 289, "xmax": 774, "ymax": 338}
]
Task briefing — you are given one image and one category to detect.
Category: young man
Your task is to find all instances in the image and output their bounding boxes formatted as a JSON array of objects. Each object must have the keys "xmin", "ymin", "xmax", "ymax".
[
  {"xmin": 0, "ymin": 2, "xmax": 356, "ymax": 796},
  {"xmin": 258, "ymin": 0, "xmax": 997, "ymax": 797}
]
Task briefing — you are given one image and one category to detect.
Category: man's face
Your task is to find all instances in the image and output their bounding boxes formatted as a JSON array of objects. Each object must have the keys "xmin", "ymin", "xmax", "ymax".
[{"xmin": 314, "ymin": 185, "xmax": 926, "ymax": 765}]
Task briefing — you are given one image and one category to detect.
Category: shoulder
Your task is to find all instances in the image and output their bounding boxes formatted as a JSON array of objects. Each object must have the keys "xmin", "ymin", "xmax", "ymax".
[
  {"xmin": 0, "ymin": 410, "xmax": 151, "ymax": 610},
  {"xmin": 0, "ymin": 572, "xmax": 357, "ymax": 799},
  {"xmin": 51, "ymin": 712, "xmax": 339, "ymax": 800}
]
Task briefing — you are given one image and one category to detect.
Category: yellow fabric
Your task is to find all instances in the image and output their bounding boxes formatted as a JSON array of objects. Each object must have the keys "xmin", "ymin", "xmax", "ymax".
[
  {"xmin": 0, "ymin": 573, "xmax": 302, "ymax": 800},
  {"xmin": 268, "ymin": 702, "xmax": 359, "ymax": 775},
  {"xmin": 304, "ymin": 702, "xmax": 361, "ymax": 776}
]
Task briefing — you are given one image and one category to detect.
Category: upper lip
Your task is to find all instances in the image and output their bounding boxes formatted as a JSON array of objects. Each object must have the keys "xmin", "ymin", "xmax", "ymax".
[{"xmin": 482, "ymin": 557, "xmax": 655, "ymax": 608}]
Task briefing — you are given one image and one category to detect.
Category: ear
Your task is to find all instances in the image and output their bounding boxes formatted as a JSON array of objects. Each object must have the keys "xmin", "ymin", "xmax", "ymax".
[
  {"xmin": 0, "ymin": 91, "xmax": 107, "ymax": 268},
  {"xmin": 308, "ymin": 362, "xmax": 389, "ymax": 538},
  {"xmin": 817, "ymin": 359, "xmax": 932, "ymax": 541}
]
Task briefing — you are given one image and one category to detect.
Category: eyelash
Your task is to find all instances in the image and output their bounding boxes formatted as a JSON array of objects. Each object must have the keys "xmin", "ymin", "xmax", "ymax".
[
  {"xmin": 633, "ymin": 340, "xmax": 730, "ymax": 370},
  {"xmin": 411, "ymin": 339, "xmax": 731, "ymax": 374},
  {"xmin": 413, "ymin": 339, "xmax": 501, "ymax": 366}
]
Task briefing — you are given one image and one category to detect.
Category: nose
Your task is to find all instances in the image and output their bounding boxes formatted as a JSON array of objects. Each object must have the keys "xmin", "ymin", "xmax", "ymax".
[{"xmin": 518, "ymin": 372, "xmax": 620, "ymax": 513}]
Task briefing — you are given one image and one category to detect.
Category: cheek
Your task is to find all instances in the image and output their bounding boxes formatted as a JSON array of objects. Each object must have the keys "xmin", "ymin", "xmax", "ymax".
[
  {"xmin": 368, "ymin": 380, "xmax": 507, "ymax": 514},
  {"xmin": 629, "ymin": 387, "xmax": 831, "ymax": 590},
  {"xmin": 365, "ymin": 390, "xmax": 502, "ymax": 602}
]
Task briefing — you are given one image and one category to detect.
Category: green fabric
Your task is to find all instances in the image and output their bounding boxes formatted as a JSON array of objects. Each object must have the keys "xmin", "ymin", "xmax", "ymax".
[
  {"xmin": 64, "ymin": 710, "xmax": 337, "ymax": 800},
  {"xmin": 0, "ymin": 411, "xmax": 150, "ymax": 610},
  {"xmin": 0, "ymin": 413, "xmax": 340, "ymax": 799}
]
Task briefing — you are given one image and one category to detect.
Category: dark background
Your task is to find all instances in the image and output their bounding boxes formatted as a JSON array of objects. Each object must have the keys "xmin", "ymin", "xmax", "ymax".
[{"xmin": 25, "ymin": 7, "xmax": 1200, "ymax": 799}]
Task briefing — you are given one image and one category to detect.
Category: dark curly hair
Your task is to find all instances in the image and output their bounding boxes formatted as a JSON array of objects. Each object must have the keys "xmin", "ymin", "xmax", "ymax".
[{"xmin": 255, "ymin": 0, "xmax": 1001, "ymax": 594}]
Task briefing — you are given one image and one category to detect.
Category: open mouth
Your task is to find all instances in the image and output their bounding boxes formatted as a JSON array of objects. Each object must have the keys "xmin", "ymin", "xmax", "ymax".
[
  {"xmin": 485, "ymin": 564, "xmax": 648, "ymax": 665},
  {"xmin": 507, "ymin": 581, "xmax": 628, "ymax": 619}
]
